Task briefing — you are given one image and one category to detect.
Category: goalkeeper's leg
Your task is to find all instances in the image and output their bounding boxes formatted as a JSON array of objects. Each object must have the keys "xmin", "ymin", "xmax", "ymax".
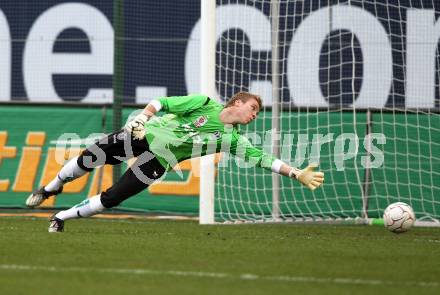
[
  {"xmin": 49, "ymin": 151, "xmax": 165, "ymax": 232},
  {"xmin": 26, "ymin": 130, "xmax": 148, "ymax": 208},
  {"xmin": 25, "ymin": 156, "xmax": 88, "ymax": 208}
]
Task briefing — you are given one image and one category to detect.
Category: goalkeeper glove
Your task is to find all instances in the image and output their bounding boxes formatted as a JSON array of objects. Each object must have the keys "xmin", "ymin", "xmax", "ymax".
[
  {"xmin": 289, "ymin": 164, "xmax": 324, "ymax": 191},
  {"xmin": 125, "ymin": 113, "xmax": 149, "ymax": 140}
]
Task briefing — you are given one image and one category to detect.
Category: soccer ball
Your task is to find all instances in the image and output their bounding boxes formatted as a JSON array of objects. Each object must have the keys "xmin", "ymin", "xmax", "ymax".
[{"xmin": 383, "ymin": 202, "xmax": 415, "ymax": 233}]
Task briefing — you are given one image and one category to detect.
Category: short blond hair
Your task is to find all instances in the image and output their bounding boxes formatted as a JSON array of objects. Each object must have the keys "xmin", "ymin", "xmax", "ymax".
[{"xmin": 224, "ymin": 92, "xmax": 262, "ymax": 110}]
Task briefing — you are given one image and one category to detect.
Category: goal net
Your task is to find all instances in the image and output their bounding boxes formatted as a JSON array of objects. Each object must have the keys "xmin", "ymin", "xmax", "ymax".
[{"xmin": 202, "ymin": 0, "xmax": 440, "ymax": 224}]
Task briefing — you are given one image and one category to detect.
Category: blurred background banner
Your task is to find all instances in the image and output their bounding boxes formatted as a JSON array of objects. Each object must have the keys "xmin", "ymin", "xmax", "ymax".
[
  {"xmin": 0, "ymin": 0, "xmax": 198, "ymax": 105},
  {"xmin": 1, "ymin": 0, "xmax": 439, "ymax": 108}
]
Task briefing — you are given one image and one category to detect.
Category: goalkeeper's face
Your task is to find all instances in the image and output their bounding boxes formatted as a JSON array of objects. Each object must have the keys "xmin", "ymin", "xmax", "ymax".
[{"xmin": 234, "ymin": 98, "xmax": 260, "ymax": 125}]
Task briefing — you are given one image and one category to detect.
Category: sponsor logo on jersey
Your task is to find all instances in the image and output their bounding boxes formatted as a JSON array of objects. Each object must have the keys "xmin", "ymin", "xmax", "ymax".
[{"xmin": 194, "ymin": 116, "xmax": 208, "ymax": 128}]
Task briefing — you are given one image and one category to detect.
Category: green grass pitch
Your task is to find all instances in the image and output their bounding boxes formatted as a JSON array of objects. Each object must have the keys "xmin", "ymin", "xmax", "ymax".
[{"xmin": 0, "ymin": 217, "xmax": 439, "ymax": 295}]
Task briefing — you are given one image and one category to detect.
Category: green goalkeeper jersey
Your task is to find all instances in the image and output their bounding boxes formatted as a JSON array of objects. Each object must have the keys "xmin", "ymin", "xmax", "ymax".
[{"xmin": 144, "ymin": 94, "xmax": 276, "ymax": 171}]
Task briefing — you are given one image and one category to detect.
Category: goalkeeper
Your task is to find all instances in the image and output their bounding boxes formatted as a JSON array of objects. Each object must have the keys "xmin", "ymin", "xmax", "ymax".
[{"xmin": 25, "ymin": 92, "xmax": 324, "ymax": 232}]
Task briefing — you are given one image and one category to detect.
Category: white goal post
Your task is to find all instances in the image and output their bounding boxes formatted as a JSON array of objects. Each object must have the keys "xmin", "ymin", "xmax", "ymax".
[
  {"xmin": 199, "ymin": 0, "xmax": 217, "ymax": 224},
  {"xmin": 199, "ymin": 0, "xmax": 440, "ymax": 226}
]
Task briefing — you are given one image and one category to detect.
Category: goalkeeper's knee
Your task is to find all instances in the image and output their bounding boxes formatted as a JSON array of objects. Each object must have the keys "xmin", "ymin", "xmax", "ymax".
[{"xmin": 100, "ymin": 191, "xmax": 123, "ymax": 208}]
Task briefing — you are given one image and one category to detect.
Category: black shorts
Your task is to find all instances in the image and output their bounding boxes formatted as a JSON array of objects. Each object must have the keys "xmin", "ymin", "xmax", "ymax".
[{"xmin": 77, "ymin": 129, "xmax": 166, "ymax": 208}]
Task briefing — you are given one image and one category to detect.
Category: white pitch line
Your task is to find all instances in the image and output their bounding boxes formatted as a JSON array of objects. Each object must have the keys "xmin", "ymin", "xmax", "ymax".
[{"xmin": 0, "ymin": 264, "xmax": 438, "ymax": 288}]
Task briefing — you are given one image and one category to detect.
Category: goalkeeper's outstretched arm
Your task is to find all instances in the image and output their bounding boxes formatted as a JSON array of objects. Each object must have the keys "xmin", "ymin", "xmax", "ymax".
[{"xmin": 233, "ymin": 135, "xmax": 325, "ymax": 191}]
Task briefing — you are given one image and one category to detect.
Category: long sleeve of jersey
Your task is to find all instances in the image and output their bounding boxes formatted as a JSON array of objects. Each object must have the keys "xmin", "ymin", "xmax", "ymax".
[
  {"xmin": 158, "ymin": 94, "xmax": 210, "ymax": 115},
  {"xmin": 229, "ymin": 133, "xmax": 277, "ymax": 171}
]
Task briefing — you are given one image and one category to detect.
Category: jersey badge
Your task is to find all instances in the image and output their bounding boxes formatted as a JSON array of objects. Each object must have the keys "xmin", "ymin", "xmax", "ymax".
[{"xmin": 194, "ymin": 115, "xmax": 208, "ymax": 128}]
